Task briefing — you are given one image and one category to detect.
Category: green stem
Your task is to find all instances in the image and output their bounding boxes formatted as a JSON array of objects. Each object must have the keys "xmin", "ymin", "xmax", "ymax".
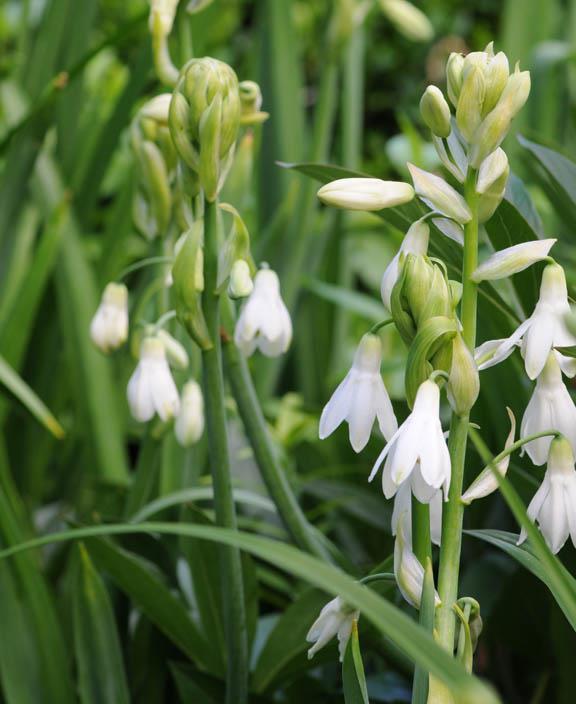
[
  {"xmin": 221, "ymin": 299, "xmax": 332, "ymax": 562},
  {"xmin": 436, "ymin": 168, "xmax": 479, "ymax": 651},
  {"xmin": 201, "ymin": 199, "xmax": 248, "ymax": 704},
  {"xmin": 411, "ymin": 496, "xmax": 431, "ymax": 565}
]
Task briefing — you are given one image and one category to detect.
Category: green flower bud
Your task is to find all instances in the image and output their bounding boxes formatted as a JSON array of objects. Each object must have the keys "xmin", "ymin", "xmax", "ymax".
[
  {"xmin": 170, "ymin": 57, "xmax": 241, "ymax": 201},
  {"xmin": 378, "ymin": 0, "xmax": 434, "ymax": 43},
  {"xmin": 228, "ymin": 259, "xmax": 254, "ymax": 299},
  {"xmin": 403, "ymin": 254, "xmax": 435, "ymax": 326},
  {"xmin": 482, "ymin": 51, "xmax": 509, "ymax": 115},
  {"xmin": 171, "ymin": 221, "xmax": 212, "ymax": 349},
  {"xmin": 447, "ymin": 333, "xmax": 479, "ymax": 415},
  {"xmin": 476, "ymin": 150, "xmax": 510, "ymax": 223},
  {"xmin": 239, "ymin": 80, "xmax": 269, "ymax": 125},
  {"xmin": 420, "ymin": 85, "xmax": 451, "ymax": 138},
  {"xmin": 456, "ymin": 66, "xmax": 485, "ymax": 142},
  {"xmin": 446, "ymin": 52, "xmax": 465, "ymax": 106}
]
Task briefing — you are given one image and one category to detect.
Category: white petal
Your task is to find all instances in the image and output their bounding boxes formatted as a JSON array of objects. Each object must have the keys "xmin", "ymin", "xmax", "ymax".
[
  {"xmin": 347, "ymin": 378, "xmax": 378, "ymax": 452},
  {"xmin": 373, "ymin": 377, "xmax": 398, "ymax": 441},
  {"xmin": 127, "ymin": 367, "xmax": 155, "ymax": 422},
  {"xmin": 522, "ymin": 313, "xmax": 555, "ymax": 380},
  {"xmin": 538, "ymin": 483, "xmax": 569, "ymax": 554},
  {"xmin": 319, "ymin": 373, "xmax": 353, "ymax": 440}
]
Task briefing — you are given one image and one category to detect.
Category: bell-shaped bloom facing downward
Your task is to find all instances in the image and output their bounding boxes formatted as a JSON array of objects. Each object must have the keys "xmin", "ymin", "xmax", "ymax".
[
  {"xmin": 520, "ymin": 353, "xmax": 576, "ymax": 466},
  {"xmin": 473, "ymin": 263, "xmax": 576, "ymax": 380},
  {"xmin": 518, "ymin": 436, "xmax": 576, "ymax": 554},
  {"xmin": 392, "ymin": 479, "xmax": 443, "ymax": 546},
  {"xmin": 306, "ymin": 596, "xmax": 359, "ymax": 661},
  {"xmin": 381, "ymin": 219, "xmax": 430, "ymax": 311},
  {"xmin": 90, "ymin": 282, "xmax": 128, "ymax": 353},
  {"xmin": 175, "ymin": 380, "xmax": 205, "ymax": 447},
  {"xmin": 319, "ymin": 334, "xmax": 398, "ymax": 452},
  {"xmin": 127, "ymin": 336, "xmax": 180, "ymax": 423},
  {"xmin": 369, "ymin": 379, "xmax": 451, "ymax": 499},
  {"xmin": 462, "ymin": 407, "xmax": 516, "ymax": 504},
  {"xmin": 317, "ymin": 178, "xmax": 414, "ymax": 211},
  {"xmin": 234, "ymin": 268, "xmax": 292, "ymax": 357},
  {"xmin": 394, "ymin": 513, "xmax": 441, "ymax": 609}
]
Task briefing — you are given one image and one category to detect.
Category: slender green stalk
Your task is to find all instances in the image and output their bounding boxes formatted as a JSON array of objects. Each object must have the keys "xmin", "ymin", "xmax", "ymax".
[
  {"xmin": 221, "ymin": 299, "xmax": 332, "ymax": 562},
  {"xmin": 411, "ymin": 496, "xmax": 431, "ymax": 565},
  {"xmin": 201, "ymin": 199, "xmax": 248, "ymax": 704},
  {"xmin": 436, "ymin": 169, "xmax": 479, "ymax": 650}
]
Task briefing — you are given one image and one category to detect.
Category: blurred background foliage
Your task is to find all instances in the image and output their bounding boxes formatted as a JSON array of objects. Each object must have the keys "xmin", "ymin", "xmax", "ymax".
[{"xmin": 1, "ymin": 0, "xmax": 576, "ymax": 702}]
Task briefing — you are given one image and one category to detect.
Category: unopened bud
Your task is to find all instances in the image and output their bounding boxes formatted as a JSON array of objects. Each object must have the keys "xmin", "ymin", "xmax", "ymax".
[
  {"xmin": 149, "ymin": 0, "xmax": 180, "ymax": 36},
  {"xmin": 239, "ymin": 80, "xmax": 269, "ymax": 125},
  {"xmin": 477, "ymin": 161, "xmax": 509, "ymax": 223},
  {"xmin": 407, "ymin": 163, "xmax": 472, "ymax": 224},
  {"xmin": 482, "ymin": 51, "xmax": 509, "ymax": 115},
  {"xmin": 447, "ymin": 334, "xmax": 479, "ymax": 415},
  {"xmin": 455, "ymin": 66, "xmax": 485, "ymax": 142},
  {"xmin": 476, "ymin": 148, "xmax": 508, "ymax": 194},
  {"xmin": 394, "ymin": 513, "xmax": 441, "ymax": 609},
  {"xmin": 420, "ymin": 86, "xmax": 451, "ymax": 138},
  {"xmin": 228, "ymin": 260, "xmax": 254, "ymax": 298},
  {"xmin": 170, "ymin": 57, "xmax": 241, "ymax": 201},
  {"xmin": 472, "ymin": 239, "xmax": 556, "ymax": 283},
  {"xmin": 175, "ymin": 379, "xmax": 205, "ymax": 446},
  {"xmin": 157, "ymin": 329, "xmax": 189, "ymax": 370},
  {"xmin": 446, "ymin": 53, "xmax": 465, "ymax": 106},
  {"xmin": 378, "ymin": 0, "xmax": 434, "ymax": 43},
  {"xmin": 317, "ymin": 177, "xmax": 414, "ymax": 211},
  {"xmin": 381, "ymin": 219, "xmax": 430, "ymax": 311}
]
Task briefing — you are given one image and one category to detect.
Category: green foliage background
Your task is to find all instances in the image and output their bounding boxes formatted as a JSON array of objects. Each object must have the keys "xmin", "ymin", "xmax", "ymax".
[{"xmin": 1, "ymin": 0, "xmax": 576, "ymax": 702}]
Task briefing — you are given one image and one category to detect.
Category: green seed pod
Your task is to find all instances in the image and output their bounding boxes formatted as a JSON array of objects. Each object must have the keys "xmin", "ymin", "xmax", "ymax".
[{"xmin": 170, "ymin": 57, "xmax": 241, "ymax": 201}]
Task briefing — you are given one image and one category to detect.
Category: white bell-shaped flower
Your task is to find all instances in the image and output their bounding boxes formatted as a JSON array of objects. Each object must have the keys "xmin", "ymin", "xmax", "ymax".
[
  {"xmin": 394, "ymin": 513, "xmax": 441, "ymax": 609},
  {"xmin": 234, "ymin": 268, "xmax": 292, "ymax": 357},
  {"xmin": 461, "ymin": 407, "xmax": 516, "ymax": 504},
  {"xmin": 474, "ymin": 263, "xmax": 576, "ymax": 380},
  {"xmin": 520, "ymin": 353, "xmax": 576, "ymax": 466},
  {"xmin": 127, "ymin": 336, "xmax": 180, "ymax": 422},
  {"xmin": 175, "ymin": 380, "xmax": 205, "ymax": 446},
  {"xmin": 518, "ymin": 436, "xmax": 576, "ymax": 554},
  {"xmin": 90, "ymin": 283, "xmax": 129, "ymax": 353},
  {"xmin": 380, "ymin": 219, "xmax": 430, "ymax": 311},
  {"xmin": 391, "ymin": 479, "xmax": 443, "ymax": 546},
  {"xmin": 369, "ymin": 380, "xmax": 451, "ymax": 499},
  {"xmin": 306, "ymin": 596, "xmax": 359, "ymax": 661},
  {"xmin": 319, "ymin": 334, "xmax": 398, "ymax": 452}
]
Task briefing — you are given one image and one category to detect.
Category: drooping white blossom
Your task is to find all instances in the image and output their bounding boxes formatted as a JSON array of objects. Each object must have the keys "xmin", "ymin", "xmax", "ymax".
[
  {"xmin": 473, "ymin": 263, "xmax": 576, "ymax": 379},
  {"xmin": 471, "ymin": 239, "xmax": 556, "ymax": 283},
  {"xmin": 392, "ymin": 479, "xmax": 443, "ymax": 545},
  {"xmin": 380, "ymin": 219, "xmax": 430, "ymax": 311},
  {"xmin": 319, "ymin": 334, "xmax": 397, "ymax": 452},
  {"xmin": 90, "ymin": 283, "xmax": 129, "ymax": 353},
  {"xmin": 394, "ymin": 512, "xmax": 441, "ymax": 609},
  {"xmin": 175, "ymin": 379, "xmax": 204, "ymax": 446},
  {"xmin": 127, "ymin": 336, "xmax": 180, "ymax": 422},
  {"xmin": 520, "ymin": 353, "xmax": 576, "ymax": 466},
  {"xmin": 369, "ymin": 380, "xmax": 451, "ymax": 499},
  {"xmin": 317, "ymin": 178, "xmax": 414, "ymax": 211},
  {"xmin": 518, "ymin": 436, "xmax": 576, "ymax": 554},
  {"xmin": 234, "ymin": 268, "xmax": 292, "ymax": 357},
  {"xmin": 306, "ymin": 596, "xmax": 359, "ymax": 661},
  {"xmin": 461, "ymin": 407, "xmax": 516, "ymax": 504}
]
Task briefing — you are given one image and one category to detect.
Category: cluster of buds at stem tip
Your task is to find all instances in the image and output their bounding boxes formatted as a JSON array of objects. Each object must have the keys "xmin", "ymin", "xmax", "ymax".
[
  {"xmin": 169, "ymin": 57, "xmax": 241, "ymax": 202},
  {"xmin": 446, "ymin": 43, "xmax": 530, "ymax": 167},
  {"xmin": 131, "ymin": 95, "xmax": 177, "ymax": 239}
]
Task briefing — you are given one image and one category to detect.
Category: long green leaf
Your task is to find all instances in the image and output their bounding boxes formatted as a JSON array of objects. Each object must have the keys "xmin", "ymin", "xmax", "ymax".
[
  {"xmin": 343, "ymin": 622, "xmax": 369, "ymax": 704},
  {"xmin": 0, "ymin": 522, "xmax": 500, "ymax": 704},
  {"xmin": 72, "ymin": 544, "xmax": 131, "ymax": 704}
]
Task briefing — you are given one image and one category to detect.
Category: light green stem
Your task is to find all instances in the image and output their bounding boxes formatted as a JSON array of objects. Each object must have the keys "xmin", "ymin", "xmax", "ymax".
[
  {"xmin": 201, "ymin": 198, "xmax": 248, "ymax": 704},
  {"xmin": 436, "ymin": 168, "xmax": 479, "ymax": 651},
  {"xmin": 221, "ymin": 300, "xmax": 332, "ymax": 562}
]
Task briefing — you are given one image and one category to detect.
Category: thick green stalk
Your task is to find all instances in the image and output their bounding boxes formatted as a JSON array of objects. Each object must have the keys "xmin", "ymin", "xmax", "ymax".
[
  {"xmin": 201, "ymin": 199, "xmax": 248, "ymax": 704},
  {"xmin": 436, "ymin": 169, "xmax": 479, "ymax": 651},
  {"xmin": 411, "ymin": 496, "xmax": 431, "ymax": 565},
  {"xmin": 221, "ymin": 303, "xmax": 332, "ymax": 562}
]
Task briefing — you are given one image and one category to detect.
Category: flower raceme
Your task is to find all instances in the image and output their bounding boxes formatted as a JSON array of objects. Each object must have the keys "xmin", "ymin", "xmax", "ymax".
[
  {"xmin": 368, "ymin": 379, "xmax": 451, "ymax": 500},
  {"xmin": 319, "ymin": 333, "xmax": 398, "ymax": 452},
  {"xmin": 518, "ymin": 436, "xmax": 576, "ymax": 554},
  {"xmin": 475, "ymin": 262, "xmax": 576, "ymax": 379},
  {"xmin": 234, "ymin": 267, "xmax": 292, "ymax": 357},
  {"xmin": 520, "ymin": 353, "xmax": 576, "ymax": 466},
  {"xmin": 90, "ymin": 282, "xmax": 129, "ymax": 353},
  {"xmin": 127, "ymin": 336, "xmax": 180, "ymax": 423},
  {"xmin": 306, "ymin": 596, "xmax": 359, "ymax": 661}
]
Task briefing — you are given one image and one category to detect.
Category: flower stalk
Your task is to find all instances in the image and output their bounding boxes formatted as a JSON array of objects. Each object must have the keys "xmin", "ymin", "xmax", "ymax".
[
  {"xmin": 200, "ymin": 198, "xmax": 248, "ymax": 704},
  {"xmin": 436, "ymin": 167, "xmax": 479, "ymax": 651}
]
